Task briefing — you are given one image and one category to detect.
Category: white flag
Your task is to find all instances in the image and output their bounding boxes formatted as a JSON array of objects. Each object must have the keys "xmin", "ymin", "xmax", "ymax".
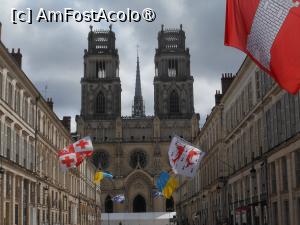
[
  {"xmin": 73, "ymin": 136, "xmax": 94, "ymax": 156},
  {"xmin": 58, "ymin": 153, "xmax": 78, "ymax": 170},
  {"xmin": 168, "ymin": 136, "xmax": 205, "ymax": 177}
]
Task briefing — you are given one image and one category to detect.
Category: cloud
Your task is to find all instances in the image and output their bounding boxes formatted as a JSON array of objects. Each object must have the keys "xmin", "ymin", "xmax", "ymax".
[{"xmin": 0, "ymin": 0, "xmax": 245, "ymax": 131}]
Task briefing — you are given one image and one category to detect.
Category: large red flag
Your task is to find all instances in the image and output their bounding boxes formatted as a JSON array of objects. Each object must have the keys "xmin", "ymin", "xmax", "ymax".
[{"xmin": 225, "ymin": 0, "xmax": 300, "ymax": 94}]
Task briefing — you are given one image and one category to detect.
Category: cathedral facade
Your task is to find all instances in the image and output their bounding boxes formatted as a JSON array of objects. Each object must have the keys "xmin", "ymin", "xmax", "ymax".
[{"xmin": 76, "ymin": 25, "xmax": 199, "ymax": 213}]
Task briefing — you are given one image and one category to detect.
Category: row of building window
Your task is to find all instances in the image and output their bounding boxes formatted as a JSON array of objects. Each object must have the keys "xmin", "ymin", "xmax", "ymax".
[
  {"xmin": 0, "ymin": 72, "xmax": 35, "ymax": 127},
  {"xmin": 225, "ymin": 82, "xmax": 253, "ymax": 134},
  {"xmin": 0, "ymin": 70, "xmax": 70, "ymax": 151},
  {"xmin": 184, "ymin": 69, "xmax": 300, "ymax": 202},
  {"xmin": 265, "ymin": 93, "xmax": 300, "ymax": 150},
  {"xmin": 0, "ymin": 121, "xmax": 34, "ymax": 169},
  {"xmin": 269, "ymin": 152, "xmax": 300, "ymax": 194}
]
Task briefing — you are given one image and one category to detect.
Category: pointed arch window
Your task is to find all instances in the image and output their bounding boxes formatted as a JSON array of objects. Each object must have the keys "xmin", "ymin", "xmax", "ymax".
[
  {"xmin": 133, "ymin": 195, "xmax": 146, "ymax": 212},
  {"xmin": 129, "ymin": 150, "xmax": 147, "ymax": 169},
  {"xmin": 96, "ymin": 92, "xmax": 105, "ymax": 113},
  {"xmin": 92, "ymin": 151, "xmax": 110, "ymax": 169},
  {"xmin": 96, "ymin": 61, "xmax": 106, "ymax": 78},
  {"xmin": 105, "ymin": 196, "xmax": 113, "ymax": 213},
  {"xmin": 168, "ymin": 59, "xmax": 178, "ymax": 77},
  {"xmin": 170, "ymin": 90, "xmax": 179, "ymax": 113}
]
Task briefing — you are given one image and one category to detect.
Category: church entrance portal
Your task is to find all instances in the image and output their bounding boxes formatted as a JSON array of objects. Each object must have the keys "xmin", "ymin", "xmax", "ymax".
[{"xmin": 133, "ymin": 195, "xmax": 146, "ymax": 212}]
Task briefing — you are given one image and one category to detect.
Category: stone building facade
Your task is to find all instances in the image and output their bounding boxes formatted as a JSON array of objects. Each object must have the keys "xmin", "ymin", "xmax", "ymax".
[
  {"xmin": 76, "ymin": 25, "xmax": 199, "ymax": 213},
  {"xmin": 0, "ymin": 23, "xmax": 101, "ymax": 225},
  {"xmin": 176, "ymin": 57, "xmax": 300, "ymax": 225}
]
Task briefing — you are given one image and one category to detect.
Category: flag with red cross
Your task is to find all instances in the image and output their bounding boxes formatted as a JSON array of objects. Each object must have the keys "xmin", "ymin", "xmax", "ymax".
[
  {"xmin": 59, "ymin": 153, "xmax": 79, "ymax": 170},
  {"xmin": 57, "ymin": 136, "xmax": 94, "ymax": 170},
  {"xmin": 73, "ymin": 136, "xmax": 94, "ymax": 157}
]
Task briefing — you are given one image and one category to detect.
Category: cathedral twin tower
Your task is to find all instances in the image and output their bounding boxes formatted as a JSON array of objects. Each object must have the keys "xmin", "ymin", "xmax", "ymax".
[
  {"xmin": 80, "ymin": 24, "xmax": 195, "ymax": 120},
  {"xmin": 77, "ymin": 24, "xmax": 198, "ymax": 213}
]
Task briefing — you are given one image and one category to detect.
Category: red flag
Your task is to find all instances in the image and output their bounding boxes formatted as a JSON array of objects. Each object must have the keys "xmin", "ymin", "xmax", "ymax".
[
  {"xmin": 225, "ymin": 0, "xmax": 300, "ymax": 94},
  {"xmin": 58, "ymin": 152, "xmax": 85, "ymax": 169},
  {"xmin": 59, "ymin": 153, "xmax": 78, "ymax": 169},
  {"xmin": 57, "ymin": 136, "xmax": 94, "ymax": 170}
]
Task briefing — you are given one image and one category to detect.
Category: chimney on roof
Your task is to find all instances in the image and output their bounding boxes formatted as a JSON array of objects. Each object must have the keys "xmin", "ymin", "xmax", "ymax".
[
  {"xmin": 221, "ymin": 73, "xmax": 235, "ymax": 94},
  {"xmin": 10, "ymin": 48, "xmax": 22, "ymax": 68},
  {"xmin": 215, "ymin": 90, "xmax": 223, "ymax": 105},
  {"xmin": 61, "ymin": 116, "xmax": 71, "ymax": 132},
  {"xmin": 46, "ymin": 98, "xmax": 53, "ymax": 110}
]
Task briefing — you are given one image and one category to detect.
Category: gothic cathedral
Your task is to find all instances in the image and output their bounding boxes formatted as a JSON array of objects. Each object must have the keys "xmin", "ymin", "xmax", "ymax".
[{"xmin": 76, "ymin": 24, "xmax": 199, "ymax": 213}]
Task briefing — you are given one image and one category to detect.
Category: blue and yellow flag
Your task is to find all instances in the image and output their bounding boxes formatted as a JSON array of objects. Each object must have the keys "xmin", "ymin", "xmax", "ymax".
[
  {"xmin": 94, "ymin": 171, "xmax": 113, "ymax": 184},
  {"xmin": 156, "ymin": 171, "xmax": 178, "ymax": 199}
]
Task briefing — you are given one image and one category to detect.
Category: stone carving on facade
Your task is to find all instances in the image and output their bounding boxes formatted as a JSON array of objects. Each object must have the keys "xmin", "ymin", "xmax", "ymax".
[
  {"xmin": 154, "ymin": 142, "xmax": 161, "ymax": 156},
  {"xmin": 181, "ymin": 89, "xmax": 187, "ymax": 114},
  {"xmin": 107, "ymin": 89, "xmax": 113, "ymax": 114},
  {"xmin": 153, "ymin": 157, "xmax": 162, "ymax": 174},
  {"xmin": 115, "ymin": 117, "xmax": 122, "ymax": 139},
  {"xmin": 134, "ymin": 182, "xmax": 144, "ymax": 190},
  {"xmin": 162, "ymin": 88, "xmax": 168, "ymax": 114},
  {"xmin": 125, "ymin": 170, "xmax": 153, "ymax": 190}
]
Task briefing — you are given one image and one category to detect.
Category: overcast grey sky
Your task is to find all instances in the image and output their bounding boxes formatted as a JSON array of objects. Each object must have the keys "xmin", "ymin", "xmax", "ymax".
[{"xmin": 1, "ymin": 0, "xmax": 245, "ymax": 131}]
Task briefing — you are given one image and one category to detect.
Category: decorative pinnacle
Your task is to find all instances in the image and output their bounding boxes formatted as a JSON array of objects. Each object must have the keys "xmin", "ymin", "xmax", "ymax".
[
  {"xmin": 135, "ymin": 45, "xmax": 142, "ymax": 97},
  {"xmin": 132, "ymin": 45, "xmax": 145, "ymax": 117}
]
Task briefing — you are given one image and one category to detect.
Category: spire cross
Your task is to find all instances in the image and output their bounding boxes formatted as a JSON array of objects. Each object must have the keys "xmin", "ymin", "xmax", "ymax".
[{"xmin": 136, "ymin": 44, "xmax": 139, "ymax": 59}]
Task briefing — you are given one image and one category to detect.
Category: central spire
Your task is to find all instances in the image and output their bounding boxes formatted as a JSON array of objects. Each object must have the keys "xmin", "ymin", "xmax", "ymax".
[{"xmin": 132, "ymin": 45, "xmax": 145, "ymax": 117}]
